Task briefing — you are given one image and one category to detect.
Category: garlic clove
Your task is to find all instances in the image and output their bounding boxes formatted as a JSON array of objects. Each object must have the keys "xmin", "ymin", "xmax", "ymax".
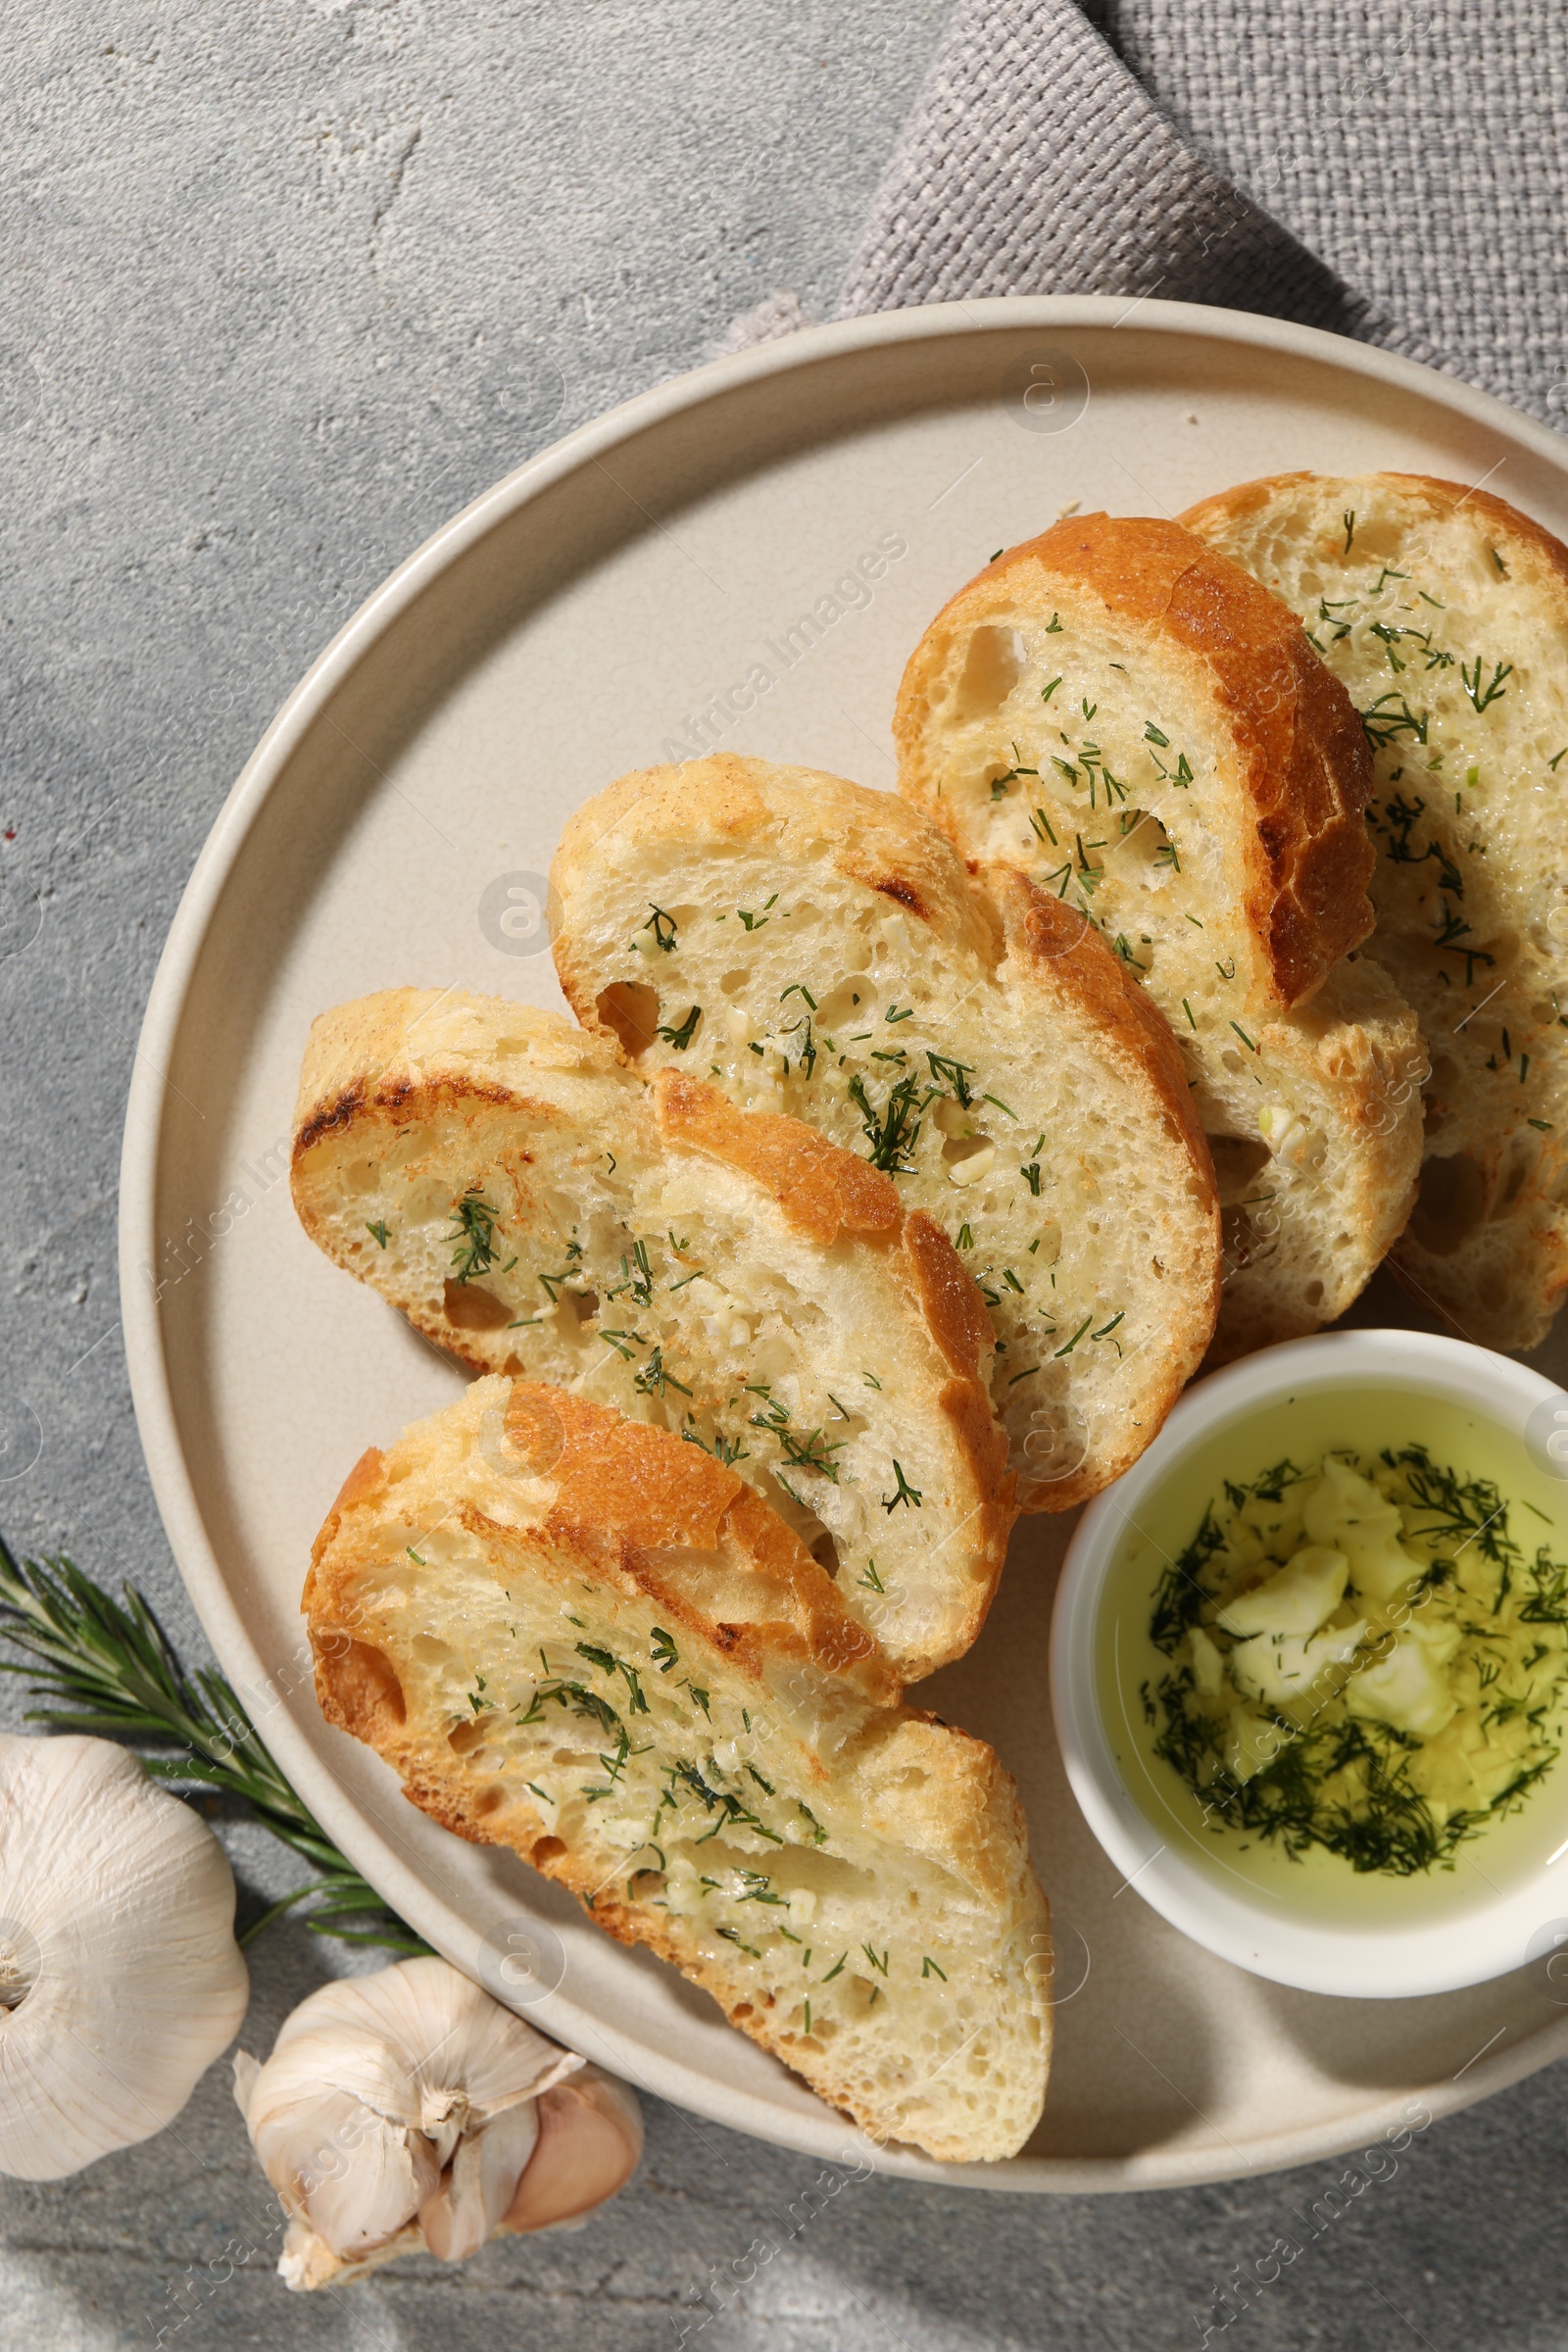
[
  {"xmin": 504, "ymin": 2067, "xmax": 645, "ymax": 2234},
  {"xmin": 287, "ymin": 2088, "xmax": 435, "ymax": 2260},
  {"xmin": 236, "ymin": 2041, "xmax": 439, "ymax": 2256},
  {"xmin": 420, "ymin": 2099, "xmax": 539, "ymax": 2261},
  {"xmin": 474, "ymin": 2100, "xmax": 543, "ymax": 2241},
  {"xmin": 0, "ymin": 1734, "xmax": 248, "ymax": 2181},
  {"xmin": 419, "ymin": 2130, "xmax": 486, "ymax": 2265}
]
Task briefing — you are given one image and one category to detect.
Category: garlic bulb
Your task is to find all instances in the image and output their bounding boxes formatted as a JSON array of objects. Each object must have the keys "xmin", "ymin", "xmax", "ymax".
[
  {"xmin": 233, "ymin": 1956, "xmax": 642, "ymax": 2288},
  {"xmin": 0, "ymin": 1733, "xmax": 249, "ymax": 2180}
]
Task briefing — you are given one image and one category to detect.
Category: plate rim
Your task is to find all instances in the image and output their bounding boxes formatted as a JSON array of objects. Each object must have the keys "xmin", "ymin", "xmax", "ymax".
[{"xmin": 119, "ymin": 293, "xmax": 1568, "ymax": 2193}]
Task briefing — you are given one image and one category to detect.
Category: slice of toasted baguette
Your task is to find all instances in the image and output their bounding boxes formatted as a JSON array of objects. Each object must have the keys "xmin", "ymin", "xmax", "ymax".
[
  {"xmin": 290, "ymin": 989, "xmax": 1013, "ymax": 1682},
  {"xmin": 550, "ymin": 755, "xmax": 1221, "ymax": 1507},
  {"xmin": 305, "ymin": 1377, "xmax": 1052, "ymax": 2162},
  {"xmin": 893, "ymin": 514, "xmax": 1428, "ymax": 1359},
  {"xmin": 1180, "ymin": 471, "xmax": 1568, "ymax": 1351}
]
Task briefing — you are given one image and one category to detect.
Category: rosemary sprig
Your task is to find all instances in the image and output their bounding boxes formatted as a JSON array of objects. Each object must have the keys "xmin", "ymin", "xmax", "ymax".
[{"xmin": 0, "ymin": 1540, "xmax": 426, "ymax": 1954}]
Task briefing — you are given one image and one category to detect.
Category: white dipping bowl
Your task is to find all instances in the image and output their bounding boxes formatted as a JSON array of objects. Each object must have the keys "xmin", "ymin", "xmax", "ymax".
[{"xmin": 1053, "ymin": 1328, "xmax": 1568, "ymax": 1998}]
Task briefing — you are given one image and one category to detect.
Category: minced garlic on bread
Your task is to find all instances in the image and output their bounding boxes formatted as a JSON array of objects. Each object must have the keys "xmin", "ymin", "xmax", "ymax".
[
  {"xmin": 893, "ymin": 514, "xmax": 1427, "ymax": 1361},
  {"xmin": 1182, "ymin": 471, "xmax": 1568, "ymax": 1350},
  {"xmin": 304, "ymin": 1377, "xmax": 1052, "ymax": 2163},
  {"xmin": 551, "ymin": 755, "xmax": 1220, "ymax": 1507},
  {"xmin": 290, "ymin": 989, "xmax": 1013, "ymax": 1683}
]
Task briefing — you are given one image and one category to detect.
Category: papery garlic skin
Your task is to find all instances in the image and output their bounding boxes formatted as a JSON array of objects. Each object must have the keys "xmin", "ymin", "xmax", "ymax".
[
  {"xmin": 0, "ymin": 1733, "xmax": 249, "ymax": 2180},
  {"xmin": 233, "ymin": 1955, "xmax": 641, "ymax": 2289}
]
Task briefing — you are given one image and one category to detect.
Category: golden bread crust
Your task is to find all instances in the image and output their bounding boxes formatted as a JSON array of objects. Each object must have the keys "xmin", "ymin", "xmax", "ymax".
[
  {"xmin": 982, "ymin": 860, "xmax": 1215, "ymax": 1198},
  {"xmin": 293, "ymin": 987, "xmax": 616, "ymax": 1152},
  {"xmin": 1181, "ymin": 471, "xmax": 1568, "ymax": 603},
  {"xmin": 652, "ymin": 1069, "xmax": 901, "ymax": 1241},
  {"xmin": 902, "ymin": 1207, "xmax": 996, "ymax": 1380},
  {"xmin": 499, "ymin": 1383, "xmax": 895, "ymax": 1691},
  {"xmin": 551, "ymin": 754, "xmax": 1000, "ymax": 1006},
  {"xmin": 896, "ymin": 514, "xmax": 1376, "ymax": 1008}
]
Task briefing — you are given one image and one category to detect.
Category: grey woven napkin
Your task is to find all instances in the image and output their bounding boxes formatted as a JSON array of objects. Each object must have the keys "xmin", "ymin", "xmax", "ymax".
[{"xmin": 838, "ymin": 0, "xmax": 1568, "ymax": 432}]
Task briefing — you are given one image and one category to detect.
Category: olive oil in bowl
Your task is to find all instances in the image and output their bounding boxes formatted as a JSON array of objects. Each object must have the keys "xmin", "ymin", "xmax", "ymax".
[{"xmin": 1054, "ymin": 1333, "xmax": 1568, "ymax": 1994}]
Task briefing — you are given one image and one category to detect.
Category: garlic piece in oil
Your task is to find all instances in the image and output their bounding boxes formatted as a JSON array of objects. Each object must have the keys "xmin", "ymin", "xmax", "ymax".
[
  {"xmin": 0, "ymin": 1733, "xmax": 249, "ymax": 2180},
  {"xmin": 233, "ymin": 1956, "xmax": 642, "ymax": 2289}
]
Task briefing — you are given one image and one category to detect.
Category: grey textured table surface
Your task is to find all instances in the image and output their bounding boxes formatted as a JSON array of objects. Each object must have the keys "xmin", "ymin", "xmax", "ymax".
[{"xmin": 3, "ymin": 6, "xmax": 1567, "ymax": 2348}]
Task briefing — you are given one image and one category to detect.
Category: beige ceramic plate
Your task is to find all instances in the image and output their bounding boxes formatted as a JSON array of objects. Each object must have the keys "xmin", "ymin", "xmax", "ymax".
[{"xmin": 121, "ymin": 297, "xmax": 1568, "ymax": 2191}]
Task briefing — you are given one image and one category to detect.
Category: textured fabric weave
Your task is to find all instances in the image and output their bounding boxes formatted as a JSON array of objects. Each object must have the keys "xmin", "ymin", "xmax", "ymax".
[{"xmin": 839, "ymin": 0, "xmax": 1567, "ymax": 430}]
